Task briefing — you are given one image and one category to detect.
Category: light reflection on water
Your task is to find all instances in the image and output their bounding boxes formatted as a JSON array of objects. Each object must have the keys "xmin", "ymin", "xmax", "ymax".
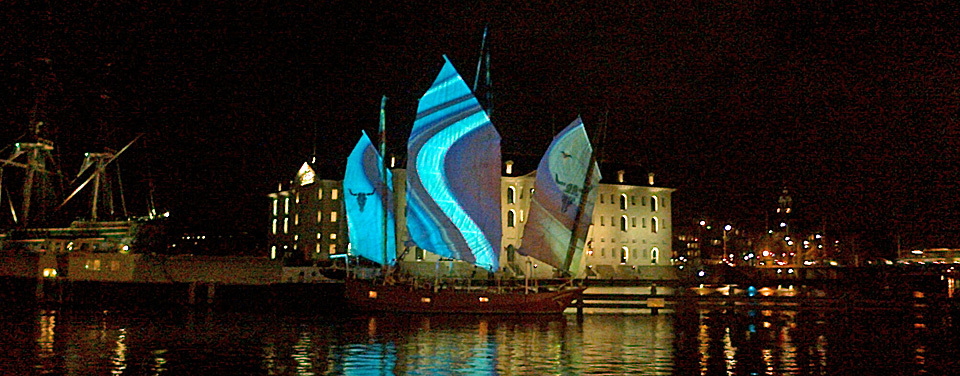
[{"xmin": 0, "ymin": 303, "xmax": 956, "ymax": 375}]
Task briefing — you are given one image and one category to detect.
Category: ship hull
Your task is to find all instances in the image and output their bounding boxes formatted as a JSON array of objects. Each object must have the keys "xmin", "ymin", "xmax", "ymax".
[{"xmin": 346, "ymin": 279, "xmax": 584, "ymax": 314}]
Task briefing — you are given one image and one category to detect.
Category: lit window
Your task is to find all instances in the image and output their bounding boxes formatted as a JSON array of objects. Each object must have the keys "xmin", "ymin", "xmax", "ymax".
[
  {"xmin": 329, "ymin": 244, "xmax": 337, "ymax": 254},
  {"xmin": 519, "ymin": 210, "xmax": 524, "ymax": 222},
  {"xmin": 318, "ymin": 188, "xmax": 323, "ymax": 200},
  {"xmin": 368, "ymin": 291, "xmax": 377, "ymax": 299},
  {"xmin": 507, "ymin": 186, "xmax": 516, "ymax": 204},
  {"xmin": 332, "ymin": 189, "xmax": 339, "ymax": 200},
  {"xmin": 330, "ymin": 211, "xmax": 337, "ymax": 222},
  {"xmin": 505, "ymin": 161, "xmax": 513, "ymax": 175},
  {"xmin": 42, "ymin": 268, "xmax": 57, "ymax": 278},
  {"xmin": 294, "ymin": 234, "xmax": 299, "ymax": 241},
  {"xmin": 85, "ymin": 259, "xmax": 101, "ymax": 271},
  {"xmin": 620, "ymin": 194, "xmax": 627, "ymax": 210},
  {"xmin": 651, "ymin": 196, "xmax": 658, "ymax": 212},
  {"xmin": 415, "ymin": 247, "xmax": 425, "ymax": 261},
  {"xmin": 271, "ymin": 246, "xmax": 276, "ymax": 259},
  {"xmin": 421, "ymin": 297, "xmax": 431, "ymax": 303},
  {"xmin": 330, "ymin": 233, "xmax": 337, "ymax": 240},
  {"xmin": 651, "ymin": 247, "xmax": 660, "ymax": 264},
  {"xmin": 651, "ymin": 217, "xmax": 659, "ymax": 233},
  {"xmin": 295, "ymin": 214, "xmax": 299, "ymax": 226},
  {"xmin": 316, "ymin": 243, "xmax": 321, "ymax": 253},
  {"xmin": 318, "ymin": 211, "xmax": 322, "ymax": 223},
  {"xmin": 296, "ymin": 192, "xmax": 300, "ymax": 204},
  {"xmin": 507, "ymin": 210, "xmax": 516, "ymax": 228},
  {"xmin": 283, "ymin": 218, "xmax": 289, "ymax": 234},
  {"xmin": 479, "ymin": 297, "xmax": 489, "ymax": 303},
  {"xmin": 530, "ymin": 188, "xmax": 535, "ymax": 197},
  {"xmin": 317, "ymin": 233, "xmax": 322, "ymax": 239},
  {"xmin": 620, "ymin": 216, "xmax": 627, "ymax": 232},
  {"xmin": 620, "ymin": 246, "xmax": 629, "ymax": 264},
  {"xmin": 272, "ymin": 219, "xmax": 277, "ymax": 234},
  {"xmin": 272, "ymin": 199, "xmax": 278, "ymax": 216},
  {"xmin": 285, "ymin": 198, "xmax": 290, "ymax": 214}
]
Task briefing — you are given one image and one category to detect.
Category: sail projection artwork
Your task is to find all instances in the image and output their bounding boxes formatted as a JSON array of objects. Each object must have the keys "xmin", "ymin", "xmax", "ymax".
[
  {"xmin": 344, "ymin": 131, "xmax": 396, "ymax": 266},
  {"xmin": 518, "ymin": 117, "xmax": 601, "ymax": 273},
  {"xmin": 405, "ymin": 56, "xmax": 502, "ymax": 271}
]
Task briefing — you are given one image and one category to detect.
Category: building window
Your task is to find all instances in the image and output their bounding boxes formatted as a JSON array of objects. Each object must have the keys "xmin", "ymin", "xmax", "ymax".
[
  {"xmin": 415, "ymin": 247, "xmax": 425, "ymax": 261},
  {"xmin": 620, "ymin": 216, "xmax": 628, "ymax": 232},
  {"xmin": 642, "ymin": 196, "xmax": 646, "ymax": 206},
  {"xmin": 272, "ymin": 199, "xmax": 278, "ymax": 216},
  {"xmin": 507, "ymin": 186, "xmax": 516, "ymax": 204},
  {"xmin": 296, "ymin": 192, "xmax": 300, "ymax": 204},
  {"xmin": 318, "ymin": 211, "xmax": 322, "ymax": 224},
  {"xmin": 330, "ymin": 211, "xmax": 337, "ymax": 222},
  {"xmin": 620, "ymin": 194, "xmax": 627, "ymax": 210},
  {"xmin": 530, "ymin": 188, "xmax": 535, "ymax": 198},
  {"xmin": 85, "ymin": 259, "xmax": 101, "ymax": 271},
  {"xmin": 651, "ymin": 217, "xmax": 659, "ymax": 233},
  {"xmin": 507, "ymin": 210, "xmax": 516, "ymax": 227},
  {"xmin": 316, "ymin": 243, "xmax": 321, "ymax": 254},
  {"xmin": 283, "ymin": 218, "xmax": 289, "ymax": 234},
  {"xmin": 600, "ymin": 216, "xmax": 604, "ymax": 226},
  {"xmin": 519, "ymin": 210, "xmax": 524, "ymax": 222},
  {"xmin": 295, "ymin": 214, "xmax": 299, "ymax": 226},
  {"xmin": 329, "ymin": 244, "xmax": 337, "ymax": 254},
  {"xmin": 620, "ymin": 246, "xmax": 629, "ymax": 264},
  {"xmin": 651, "ymin": 196, "xmax": 659, "ymax": 212},
  {"xmin": 631, "ymin": 196, "xmax": 636, "ymax": 205},
  {"xmin": 318, "ymin": 188, "xmax": 323, "ymax": 200},
  {"xmin": 600, "ymin": 195, "xmax": 604, "ymax": 204},
  {"xmin": 270, "ymin": 245, "xmax": 277, "ymax": 259},
  {"xmin": 507, "ymin": 246, "xmax": 516, "ymax": 262},
  {"xmin": 651, "ymin": 247, "xmax": 660, "ymax": 264},
  {"xmin": 610, "ymin": 194, "xmax": 615, "ymax": 204},
  {"xmin": 317, "ymin": 233, "xmax": 322, "ymax": 240},
  {"xmin": 631, "ymin": 217, "xmax": 637, "ymax": 227},
  {"xmin": 284, "ymin": 197, "xmax": 290, "ymax": 214},
  {"xmin": 332, "ymin": 189, "xmax": 339, "ymax": 200},
  {"xmin": 272, "ymin": 219, "xmax": 277, "ymax": 234},
  {"xmin": 330, "ymin": 233, "xmax": 337, "ymax": 240},
  {"xmin": 642, "ymin": 218, "xmax": 647, "ymax": 228}
]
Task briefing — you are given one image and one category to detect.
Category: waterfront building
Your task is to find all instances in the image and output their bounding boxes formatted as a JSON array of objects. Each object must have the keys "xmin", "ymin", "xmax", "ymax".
[
  {"xmin": 266, "ymin": 160, "xmax": 348, "ymax": 265},
  {"xmin": 269, "ymin": 160, "xmax": 674, "ymax": 279}
]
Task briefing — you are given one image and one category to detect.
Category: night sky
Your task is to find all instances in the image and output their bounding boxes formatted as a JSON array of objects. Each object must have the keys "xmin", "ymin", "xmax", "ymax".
[{"xmin": 3, "ymin": 1, "xmax": 958, "ymax": 255}]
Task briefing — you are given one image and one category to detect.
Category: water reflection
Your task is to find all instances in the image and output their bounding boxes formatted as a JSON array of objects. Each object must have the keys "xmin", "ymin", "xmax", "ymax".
[{"xmin": 0, "ymin": 303, "xmax": 957, "ymax": 375}]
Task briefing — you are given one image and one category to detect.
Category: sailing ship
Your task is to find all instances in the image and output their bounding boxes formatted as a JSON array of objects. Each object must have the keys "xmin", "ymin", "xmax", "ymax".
[{"xmin": 343, "ymin": 56, "xmax": 595, "ymax": 314}]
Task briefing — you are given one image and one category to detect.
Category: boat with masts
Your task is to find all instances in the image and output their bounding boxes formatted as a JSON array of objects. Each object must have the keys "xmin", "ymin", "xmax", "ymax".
[{"xmin": 343, "ymin": 55, "xmax": 601, "ymax": 314}]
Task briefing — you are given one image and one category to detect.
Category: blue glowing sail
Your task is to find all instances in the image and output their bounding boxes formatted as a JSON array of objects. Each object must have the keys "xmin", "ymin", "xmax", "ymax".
[
  {"xmin": 344, "ymin": 131, "xmax": 396, "ymax": 266},
  {"xmin": 406, "ymin": 56, "xmax": 502, "ymax": 271},
  {"xmin": 518, "ymin": 117, "xmax": 601, "ymax": 273}
]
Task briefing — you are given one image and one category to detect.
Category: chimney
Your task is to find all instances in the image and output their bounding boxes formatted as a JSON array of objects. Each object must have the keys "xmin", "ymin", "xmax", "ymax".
[
  {"xmin": 648, "ymin": 172, "xmax": 655, "ymax": 186},
  {"xmin": 617, "ymin": 170, "xmax": 625, "ymax": 183}
]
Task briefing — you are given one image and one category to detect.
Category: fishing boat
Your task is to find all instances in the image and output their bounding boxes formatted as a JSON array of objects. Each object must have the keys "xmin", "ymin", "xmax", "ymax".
[{"xmin": 343, "ymin": 55, "xmax": 595, "ymax": 314}]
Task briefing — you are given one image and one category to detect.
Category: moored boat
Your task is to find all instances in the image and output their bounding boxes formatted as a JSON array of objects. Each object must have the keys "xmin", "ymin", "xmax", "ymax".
[{"xmin": 346, "ymin": 279, "xmax": 584, "ymax": 314}]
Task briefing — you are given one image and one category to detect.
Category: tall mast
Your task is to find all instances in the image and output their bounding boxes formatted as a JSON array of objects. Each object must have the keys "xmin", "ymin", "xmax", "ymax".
[{"xmin": 379, "ymin": 95, "xmax": 388, "ymax": 273}]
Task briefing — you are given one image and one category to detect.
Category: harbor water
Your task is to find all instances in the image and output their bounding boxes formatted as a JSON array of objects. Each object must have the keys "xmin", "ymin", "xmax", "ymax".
[{"xmin": 2, "ymin": 297, "xmax": 958, "ymax": 375}]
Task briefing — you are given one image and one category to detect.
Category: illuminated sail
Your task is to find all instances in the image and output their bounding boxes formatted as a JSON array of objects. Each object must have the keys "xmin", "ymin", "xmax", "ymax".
[
  {"xmin": 344, "ymin": 131, "xmax": 396, "ymax": 265},
  {"xmin": 518, "ymin": 117, "xmax": 601, "ymax": 273},
  {"xmin": 406, "ymin": 56, "xmax": 502, "ymax": 271}
]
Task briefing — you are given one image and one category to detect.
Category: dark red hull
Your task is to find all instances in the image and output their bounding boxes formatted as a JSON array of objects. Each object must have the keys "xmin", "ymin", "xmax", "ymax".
[{"xmin": 345, "ymin": 280, "xmax": 585, "ymax": 314}]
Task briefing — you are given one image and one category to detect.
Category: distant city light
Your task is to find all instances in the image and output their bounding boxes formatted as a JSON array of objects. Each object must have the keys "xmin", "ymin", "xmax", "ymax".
[{"xmin": 724, "ymin": 224, "xmax": 732, "ymax": 231}]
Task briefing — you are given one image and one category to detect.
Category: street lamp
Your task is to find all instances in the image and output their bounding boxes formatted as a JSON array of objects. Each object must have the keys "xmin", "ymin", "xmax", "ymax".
[{"xmin": 723, "ymin": 225, "xmax": 733, "ymax": 263}]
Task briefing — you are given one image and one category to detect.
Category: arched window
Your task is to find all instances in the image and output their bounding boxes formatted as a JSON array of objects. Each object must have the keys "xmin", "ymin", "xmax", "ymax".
[
  {"xmin": 507, "ymin": 210, "xmax": 516, "ymax": 227},
  {"xmin": 651, "ymin": 196, "xmax": 659, "ymax": 212},
  {"xmin": 620, "ymin": 215, "xmax": 628, "ymax": 232},
  {"xmin": 620, "ymin": 246, "xmax": 629, "ymax": 264},
  {"xmin": 651, "ymin": 247, "xmax": 660, "ymax": 264},
  {"xmin": 507, "ymin": 186, "xmax": 516, "ymax": 204},
  {"xmin": 620, "ymin": 194, "xmax": 627, "ymax": 210},
  {"xmin": 651, "ymin": 217, "xmax": 659, "ymax": 233}
]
